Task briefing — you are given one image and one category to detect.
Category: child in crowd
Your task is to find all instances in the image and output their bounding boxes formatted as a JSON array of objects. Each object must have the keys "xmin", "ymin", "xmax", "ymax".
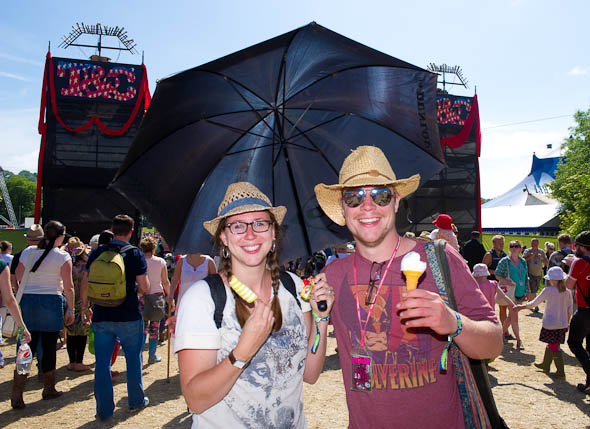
[
  {"xmin": 514, "ymin": 266, "xmax": 573, "ymax": 379},
  {"xmin": 472, "ymin": 263, "xmax": 516, "ymax": 335}
]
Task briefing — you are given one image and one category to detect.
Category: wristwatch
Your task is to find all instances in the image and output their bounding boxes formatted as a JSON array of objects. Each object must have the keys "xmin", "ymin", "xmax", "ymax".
[{"xmin": 228, "ymin": 350, "xmax": 250, "ymax": 369}]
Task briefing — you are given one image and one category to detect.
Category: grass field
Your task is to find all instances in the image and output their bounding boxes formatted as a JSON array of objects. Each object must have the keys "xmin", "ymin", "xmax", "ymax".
[{"xmin": 481, "ymin": 233, "xmax": 559, "ymax": 252}]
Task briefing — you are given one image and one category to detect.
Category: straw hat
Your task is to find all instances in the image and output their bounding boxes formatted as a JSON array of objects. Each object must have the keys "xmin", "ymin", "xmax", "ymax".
[
  {"xmin": 203, "ymin": 182, "xmax": 287, "ymax": 236},
  {"xmin": 314, "ymin": 146, "xmax": 420, "ymax": 226},
  {"xmin": 24, "ymin": 224, "xmax": 44, "ymax": 239},
  {"xmin": 66, "ymin": 236, "xmax": 86, "ymax": 256}
]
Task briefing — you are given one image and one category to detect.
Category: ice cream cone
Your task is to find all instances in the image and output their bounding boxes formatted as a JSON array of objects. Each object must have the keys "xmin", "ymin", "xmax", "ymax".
[{"xmin": 403, "ymin": 270, "xmax": 423, "ymax": 291}]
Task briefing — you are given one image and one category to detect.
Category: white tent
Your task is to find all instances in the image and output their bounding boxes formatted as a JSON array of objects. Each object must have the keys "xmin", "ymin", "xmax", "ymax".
[{"xmin": 481, "ymin": 152, "xmax": 562, "ymax": 233}]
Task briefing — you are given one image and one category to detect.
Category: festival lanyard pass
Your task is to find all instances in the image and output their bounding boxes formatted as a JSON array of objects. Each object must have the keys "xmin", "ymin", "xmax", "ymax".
[{"xmin": 350, "ymin": 236, "xmax": 401, "ymax": 392}]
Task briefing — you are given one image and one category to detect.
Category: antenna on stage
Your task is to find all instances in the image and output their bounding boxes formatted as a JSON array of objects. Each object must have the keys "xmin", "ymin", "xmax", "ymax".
[
  {"xmin": 427, "ymin": 63, "xmax": 469, "ymax": 93},
  {"xmin": 59, "ymin": 22, "xmax": 138, "ymax": 62}
]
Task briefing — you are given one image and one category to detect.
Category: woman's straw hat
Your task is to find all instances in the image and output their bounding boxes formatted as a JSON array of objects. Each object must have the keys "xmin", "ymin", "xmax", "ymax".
[
  {"xmin": 203, "ymin": 182, "xmax": 287, "ymax": 235},
  {"xmin": 314, "ymin": 146, "xmax": 420, "ymax": 226},
  {"xmin": 66, "ymin": 236, "xmax": 86, "ymax": 256}
]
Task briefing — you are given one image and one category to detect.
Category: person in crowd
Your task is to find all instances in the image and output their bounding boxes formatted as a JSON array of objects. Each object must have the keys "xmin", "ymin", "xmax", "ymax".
[
  {"xmin": 544, "ymin": 241, "xmax": 555, "ymax": 278},
  {"xmin": 13, "ymin": 220, "xmax": 75, "ymax": 408},
  {"xmin": 89, "ymin": 234, "xmax": 100, "ymax": 251},
  {"xmin": 565, "ymin": 231, "xmax": 590, "ymax": 393},
  {"xmin": 170, "ymin": 252, "xmax": 216, "ymax": 307},
  {"xmin": 514, "ymin": 266, "xmax": 573, "ymax": 380},
  {"xmin": 314, "ymin": 146, "xmax": 501, "ymax": 428},
  {"xmin": 472, "ymin": 263, "xmax": 516, "ymax": 324},
  {"xmin": 549, "ymin": 233, "xmax": 574, "ymax": 271},
  {"xmin": 64, "ymin": 237, "xmax": 91, "ymax": 371},
  {"xmin": 80, "ymin": 215, "xmax": 150, "ymax": 420},
  {"xmin": 494, "ymin": 240, "xmax": 529, "ymax": 349},
  {"xmin": 1, "ymin": 256, "xmax": 32, "ymax": 372},
  {"xmin": 10, "ymin": 224, "xmax": 44, "ymax": 292},
  {"xmin": 1, "ymin": 240, "xmax": 14, "ymax": 265},
  {"xmin": 461, "ymin": 231, "xmax": 487, "ymax": 271},
  {"xmin": 523, "ymin": 238, "xmax": 548, "ymax": 313},
  {"xmin": 483, "ymin": 235, "xmax": 508, "ymax": 334},
  {"xmin": 174, "ymin": 182, "xmax": 333, "ymax": 428},
  {"xmin": 429, "ymin": 214, "xmax": 460, "ymax": 251},
  {"xmin": 139, "ymin": 236, "xmax": 172, "ymax": 363}
]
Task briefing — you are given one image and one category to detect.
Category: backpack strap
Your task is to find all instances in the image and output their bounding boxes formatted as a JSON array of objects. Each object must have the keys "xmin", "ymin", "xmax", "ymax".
[
  {"xmin": 280, "ymin": 271, "xmax": 302, "ymax": 310},
  {"xmin": 204, "ymin": 274, "xmax": 227, "ymax": 329},
  {"xmin": 119, "ymin": 244, "xmax": 136, "ymax": 254}
]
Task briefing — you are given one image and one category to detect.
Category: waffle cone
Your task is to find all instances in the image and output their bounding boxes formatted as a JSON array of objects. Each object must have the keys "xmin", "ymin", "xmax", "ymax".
[{"xmin": 403, "ymin": 270, "xmax": 423, "ymax": 290}]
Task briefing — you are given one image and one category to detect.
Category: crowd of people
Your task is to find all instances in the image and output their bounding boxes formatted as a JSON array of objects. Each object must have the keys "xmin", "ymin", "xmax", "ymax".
[{"xmin": 0, "ymin": 144, "xmax": 589, "ymax": 428}]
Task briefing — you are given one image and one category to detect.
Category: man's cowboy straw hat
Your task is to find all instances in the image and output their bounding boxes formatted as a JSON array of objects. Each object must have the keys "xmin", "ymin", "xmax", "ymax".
[
  {"xmin": 203, "ymin": 182, "xmax": 287, "ymax": 235},
  {"xmin": 314, "ymin": 146, "xmax": 420, "ymax": 226}
]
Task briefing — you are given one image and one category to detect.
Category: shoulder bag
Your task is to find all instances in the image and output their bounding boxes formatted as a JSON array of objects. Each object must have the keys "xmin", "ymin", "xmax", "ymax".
[{"xmin": 425, "ymin": 239, "xmax": 509, "ymax": 429}]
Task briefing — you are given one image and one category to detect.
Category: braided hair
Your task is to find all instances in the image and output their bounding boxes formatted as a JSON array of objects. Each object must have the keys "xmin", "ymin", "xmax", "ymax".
[
  {"xmin": 214, "ymin": 211, "xmax": 283, "ymax": 332},
  {"xmin": 31, "ymin": 220, "xmax": 65, "ymax": 273}
]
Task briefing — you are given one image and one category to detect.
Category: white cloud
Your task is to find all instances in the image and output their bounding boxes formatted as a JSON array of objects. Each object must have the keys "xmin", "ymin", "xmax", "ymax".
[
  {"xmin": 0, "ymin": 52, "xmax": 44, "ymax": 67},
  {"xmin": 0, "ymin": 71, "xmax": 31, "ymax": 82},
  {"xmin": 568, "ymin": 66, "xmax": 588, "ymax": 76},
  {"xmin": 479, "ymin": 128, "xmax": 566, "ymax": 199},
  {"xmin": 0, "ymin": 109, "xmax": 40, "ymax": 173}
]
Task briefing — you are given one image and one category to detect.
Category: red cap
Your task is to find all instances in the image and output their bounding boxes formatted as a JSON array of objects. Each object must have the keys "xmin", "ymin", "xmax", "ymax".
[{"xmin": 433, "ymin": 214, "xmax": 453, "ymax": 230}]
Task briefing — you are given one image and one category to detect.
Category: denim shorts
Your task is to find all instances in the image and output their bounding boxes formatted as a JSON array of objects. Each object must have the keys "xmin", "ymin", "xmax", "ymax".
[{"xmin": 21, "ymin": 294, "xmax": 65, "ymax": 332}]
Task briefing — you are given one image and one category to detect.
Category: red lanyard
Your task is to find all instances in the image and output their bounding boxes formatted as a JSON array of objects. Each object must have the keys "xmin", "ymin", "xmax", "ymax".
[{"xmin": 353, "ymin": 236, "xmax": 401, "ymax": 348}]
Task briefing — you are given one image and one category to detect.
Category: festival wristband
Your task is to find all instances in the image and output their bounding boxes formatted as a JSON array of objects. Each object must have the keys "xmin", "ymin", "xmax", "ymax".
[
  {"xmin": 66, "ymin": 309, "xmax": 75, "ymax": 314},
  {"xmin": 311, "ymin": 311, "xmax": 330, "ymax": 354},
  {"xmin": 440, "ymin": 311, "xmax": 463, "ymax": 371}
]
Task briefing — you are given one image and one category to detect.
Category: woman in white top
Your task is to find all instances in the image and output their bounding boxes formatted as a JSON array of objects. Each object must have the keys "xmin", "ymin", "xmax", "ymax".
[
  {"xmin": 174, "ymin": 182, "xmax": 334, "ymax": 428},
  {"xmin": 13, "ymin": 220, "xmax": 74, "ymax": 407},
  {"xmin": 139, "ymin": 236, "xmax": 171, "ymax": 363},
  {"xmin": 0, "ymin": 240, "xmax": 13, "ymax": 264},
  {"xmin": 171, "ymin": 253, "xmax": 217, "ymax": 306}
]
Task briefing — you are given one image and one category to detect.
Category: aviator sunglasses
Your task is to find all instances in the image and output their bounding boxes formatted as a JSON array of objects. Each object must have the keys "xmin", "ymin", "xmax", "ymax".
[{"xmin": 342, "ymin": 187, "xmax": 393, "ymax": 208}]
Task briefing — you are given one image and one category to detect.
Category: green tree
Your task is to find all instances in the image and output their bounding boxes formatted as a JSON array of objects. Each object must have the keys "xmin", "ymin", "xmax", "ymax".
[
  {"xmin": 1, "ymin": 175, "xmax": 36, "ymax": 224},
  {"xmin": 550, "ymin": 107, "xmax": 590, "ymax": 236},
  {"xmin": 17, "ymin": 170, "xmax": 37, "ymax": 183}
]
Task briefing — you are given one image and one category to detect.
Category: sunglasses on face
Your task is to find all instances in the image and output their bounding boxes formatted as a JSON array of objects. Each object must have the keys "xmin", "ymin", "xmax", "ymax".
[
  {"xmin": 342, "ymin": 187, "xmax": 393, "ymax": 208},
  {"xmin": 225, "ymin": 220, "xmax": 273, "ymax": 235},
  {"xmin": 510, "ymin": 244, "xmax": 521, "ymax": 249}
]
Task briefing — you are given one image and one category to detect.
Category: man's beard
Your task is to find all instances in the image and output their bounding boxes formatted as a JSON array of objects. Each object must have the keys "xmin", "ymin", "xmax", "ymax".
[{"xmin": 575, "ymin": 247, "xmax": 584, "ymax": 257}]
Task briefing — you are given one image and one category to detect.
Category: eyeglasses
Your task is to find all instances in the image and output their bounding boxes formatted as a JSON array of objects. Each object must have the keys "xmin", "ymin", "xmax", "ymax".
[
  {"xmin": 366, "ymin": 261, "xmax": 386, "ymax": 305},
  {"xmin": 225, "ymin": 220, "xmax": 273, "ymax": 235},
  {"xmin": 509, "ymin": 244, "xmax": 521, "ymax": 249},
  {"xmin": 342, "ymin": 187, "xmax": 393, "ymax": 208}
]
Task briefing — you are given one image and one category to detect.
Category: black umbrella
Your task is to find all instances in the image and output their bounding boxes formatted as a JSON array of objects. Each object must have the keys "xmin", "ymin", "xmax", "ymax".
[{"xmin": 111, "ymin": 22, "xmax": 444, "ymax": 263}]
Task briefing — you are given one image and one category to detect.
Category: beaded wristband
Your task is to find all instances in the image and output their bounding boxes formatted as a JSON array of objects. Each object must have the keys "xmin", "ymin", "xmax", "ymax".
[
  {"xmin": 311, "ymin": 311, "xmax": 330, "ymax": 354},
  {"xmin": 440, "ymin": 311, "xmax": 463, "ymax": 371}
]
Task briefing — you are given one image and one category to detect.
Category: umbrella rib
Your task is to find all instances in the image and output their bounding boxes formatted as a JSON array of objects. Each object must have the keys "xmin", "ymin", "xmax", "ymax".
[
  {"xmin": 205, "ymin": 118, "xmax": 275, "ymax": 141},
  {"xmin": 286, "ymin": 112, "xmax": 347, "ymax": 141},
  {"xmin": 278, "ymin": 64, "xmax": 418, "ymax": 108},
  {"xmin": 226, "ymin": 143, "xmax": 279, "ymax": 156},
  {"xmin": 222, "ymin": 77, "xmax": 279, "ymax": 139},
  {"xmin": 278, "ymin": 114, "xmax": 342, "ymax": 176}
]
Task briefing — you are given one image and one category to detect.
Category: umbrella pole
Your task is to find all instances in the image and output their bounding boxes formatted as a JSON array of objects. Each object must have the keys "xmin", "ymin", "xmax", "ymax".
[{"xmin": 166, "ymin": 303, "xmax": 172, "ymax": 383}]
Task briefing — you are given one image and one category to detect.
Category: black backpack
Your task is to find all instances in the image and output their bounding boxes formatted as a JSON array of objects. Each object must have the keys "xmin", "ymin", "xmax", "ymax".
[{"xmin": 204, "ymin": 271, "xmax": 301, "ymax": 329}]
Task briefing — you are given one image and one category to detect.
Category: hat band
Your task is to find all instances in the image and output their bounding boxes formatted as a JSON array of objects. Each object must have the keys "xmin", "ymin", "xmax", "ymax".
[
  {"xmin": 219, "ymin": 197, "xmax": 271, "ymax": 217},
  {"xmin": 342, "ymin": 170, "xmax": 394, "ymax": 186}
]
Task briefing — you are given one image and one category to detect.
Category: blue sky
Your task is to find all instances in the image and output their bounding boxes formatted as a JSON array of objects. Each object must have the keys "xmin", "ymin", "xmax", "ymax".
[{"xmin": 1, "ymin": 0, "xmax": 589, "ymax": 199}]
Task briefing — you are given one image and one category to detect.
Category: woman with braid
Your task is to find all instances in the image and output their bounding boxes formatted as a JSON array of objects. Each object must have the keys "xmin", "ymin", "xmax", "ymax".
[
  {"xmin": 12, "ymin": 220, "xmax": 75, "ymax": 408},
  {"xmin": 174, "ymin": 182, "xmax": 334, "ymax": 428}
]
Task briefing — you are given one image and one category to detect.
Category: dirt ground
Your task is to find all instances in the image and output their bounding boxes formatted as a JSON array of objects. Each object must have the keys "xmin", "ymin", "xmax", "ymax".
[{"xmin": 1, "ymin": 303, "xmax": 589, "ymax": 428}]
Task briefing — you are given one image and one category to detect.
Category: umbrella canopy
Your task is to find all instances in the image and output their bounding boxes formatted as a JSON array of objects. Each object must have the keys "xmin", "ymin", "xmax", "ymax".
[{"xmin": 111, "ymin": 22, "xmax": 444, "ymax": 263}]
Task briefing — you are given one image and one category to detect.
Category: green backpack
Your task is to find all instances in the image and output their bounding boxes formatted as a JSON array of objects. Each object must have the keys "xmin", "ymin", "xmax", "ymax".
[{"xmin": 87, "ymin": 244, "xmax": 135, "ymax": 307}]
